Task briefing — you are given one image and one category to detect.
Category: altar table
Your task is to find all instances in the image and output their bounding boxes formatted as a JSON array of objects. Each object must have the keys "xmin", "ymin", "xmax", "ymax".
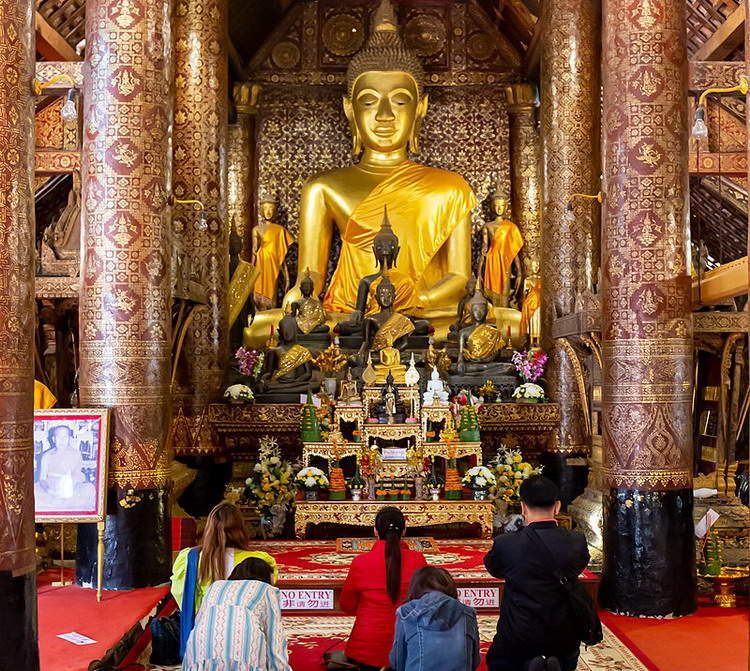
[{"xmin": 295, "ymin": 499, "xmax": 494, "ymax": 539}]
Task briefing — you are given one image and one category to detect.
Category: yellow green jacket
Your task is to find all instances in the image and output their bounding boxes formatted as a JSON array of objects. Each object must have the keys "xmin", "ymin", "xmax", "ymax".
[{"xmin": 170, "ymin": 546, "xmax": 278, "ymax": 613}]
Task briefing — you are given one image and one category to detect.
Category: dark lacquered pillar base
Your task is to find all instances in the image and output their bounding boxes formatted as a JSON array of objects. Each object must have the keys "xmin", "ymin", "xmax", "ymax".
[
  {"xmin": 76, "ymin": 488, "xmax": 171, "ymax": 590},
  {"xmin": 0, "ymin": 570, "xmax": 39, "ymax": 670},
  {"xmin": 600, "ymin": 488, "xmax": 696, "ymax": 616},
  {"xmin": 539, "ymin": 452, "xmax": 589, "ymax": 510}
]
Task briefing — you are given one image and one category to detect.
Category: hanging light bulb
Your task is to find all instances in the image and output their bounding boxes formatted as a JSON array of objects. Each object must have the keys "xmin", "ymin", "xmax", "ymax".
[
  {"xmin": 198, "ymin": 209, "xmax": 208, "ymax": 231},
  {"xmin": 691, "ymin": 106, "xmax": 708, "ymax": 139},
  {"xmin": 60, "ymin": 89, "xmax": 78, "ymax": 123}
]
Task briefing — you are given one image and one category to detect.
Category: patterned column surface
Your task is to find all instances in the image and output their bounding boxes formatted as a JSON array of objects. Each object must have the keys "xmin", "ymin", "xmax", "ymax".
[
  {"xmin": 0, "ymin": 0, "xmax": 36, "ymax": 579},
  {"xmin": 80, "ymin": 0, "xmax": 173, "ymax": 492},
  {"xmin": 0, "ymin": 1, "xmax": 39, "ymax": 667},
  {"xmin": 540, "ymin": 0, "xmax": 600, "ymax": 462},
  {"xmin": 173, "ymin": 0, "xmax": 229, "ymax": 412},
  {"xmin": 506, "ymin": 83, "xmax": 541, "ymax": 278},
  {"xmin": 600, "ymin": 0, "xmax": 695, "ymax": 616}
]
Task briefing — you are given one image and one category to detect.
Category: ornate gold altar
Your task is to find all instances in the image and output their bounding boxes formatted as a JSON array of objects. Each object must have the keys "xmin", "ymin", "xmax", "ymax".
[{"xmin": 295, "ymin": 500, "xmax": 494, "ymax": 539}]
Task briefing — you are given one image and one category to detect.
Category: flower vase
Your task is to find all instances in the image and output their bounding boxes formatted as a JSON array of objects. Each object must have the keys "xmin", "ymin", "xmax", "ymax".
[
  {"xmin": 428, "ymin": 487, "xmax": 441, "ymax": 501},
  {"xmin": 473, "ymin": 489, "xmax": 488, "ymax": 501},
  {"xmin": 351, "ymin": 489, "xmax": 363, "ymax": 501},
  {"xmin": 304, "ymin": 490, "xmax": 319, "ymax": 501}
]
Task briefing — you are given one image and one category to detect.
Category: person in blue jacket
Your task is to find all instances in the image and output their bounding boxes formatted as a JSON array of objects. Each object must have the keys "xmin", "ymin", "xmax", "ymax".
[{"xmin": 390, "ymin": 566, "xmax": 480, "ymax": 671}]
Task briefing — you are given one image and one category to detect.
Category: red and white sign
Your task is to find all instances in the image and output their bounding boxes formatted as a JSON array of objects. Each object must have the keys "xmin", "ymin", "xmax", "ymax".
[
  {"xmin": 280, "ymin": 589, "xmax": 334, "ymax": 610},
  {"xmin": 458, "ymin": 587, "xmax": 500, "ymax": 609}
]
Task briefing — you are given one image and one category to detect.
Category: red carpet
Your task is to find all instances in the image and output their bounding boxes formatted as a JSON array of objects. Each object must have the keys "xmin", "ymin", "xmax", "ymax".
[
  {"xmin": 601, "ymin": 607, "xmax": 749, "ymax": 671},
  {"xmin": 38, "ymin": 571, "xmax": 169, "ymax": 671},
  {"xmin": 284, "ymin": 614, "xmax": 650, "ymax": 671}
]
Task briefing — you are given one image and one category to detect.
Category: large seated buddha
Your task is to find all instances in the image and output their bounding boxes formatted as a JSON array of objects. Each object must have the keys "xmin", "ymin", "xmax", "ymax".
[{"xmin": 244, "ymin": 0, "xmax": 475, "ymax": 347}]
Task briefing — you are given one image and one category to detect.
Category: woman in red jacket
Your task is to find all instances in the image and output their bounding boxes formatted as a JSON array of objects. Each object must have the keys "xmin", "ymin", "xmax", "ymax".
[{"xmin": 340, "ymin": 506, "xmax": 427, "ymax": 670}]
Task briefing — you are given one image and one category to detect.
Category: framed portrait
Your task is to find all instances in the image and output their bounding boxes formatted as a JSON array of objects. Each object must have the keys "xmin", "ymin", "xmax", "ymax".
[{"xmin": 34, "ymin": 409, "xmax": 110, "ymax": 523}]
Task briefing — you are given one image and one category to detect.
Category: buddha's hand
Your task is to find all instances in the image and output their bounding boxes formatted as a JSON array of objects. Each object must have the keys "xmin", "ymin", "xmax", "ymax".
[
  {"xmin": 281, "ymin": 285, "xmax": 303, "ymax": 312},
  {"xmin": 346, "ymin": 309, "xmax": 363, "ymax": 325}
]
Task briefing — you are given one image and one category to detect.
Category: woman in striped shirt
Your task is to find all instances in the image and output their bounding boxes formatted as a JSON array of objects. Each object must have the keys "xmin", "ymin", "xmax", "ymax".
[{"xmin": 182, "ymin": 557, "xmax": 291, "ymax": 671}]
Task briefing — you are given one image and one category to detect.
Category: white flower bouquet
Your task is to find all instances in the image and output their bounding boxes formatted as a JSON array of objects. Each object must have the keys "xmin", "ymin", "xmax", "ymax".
[
  {"xmin": 512, "ymin": 382, "xmax": 545, "ymax": 403},
  {"xmin": 295, "ymin": 466, "xmax": 329, "ymax": 491},
  {"xmin": 224, "ymin": 383, "xmax": 254, "ymax": 403},
  {"xmin": 462, "ymin": 465, "xmax": 497, "ymax": 491}
]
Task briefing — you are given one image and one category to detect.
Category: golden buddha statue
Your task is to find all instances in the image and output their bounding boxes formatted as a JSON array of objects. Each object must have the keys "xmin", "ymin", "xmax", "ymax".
[
  {"xmin": 290, "ymin": 269, "xmax": 329, "ymax": 335},
  {"xmin": 251, "ymin": 196, "xmax": 294, "ymax": 310},
  {"xmin": 244, "ymin": 0, "xmax": 475, "ymax": 346},
  {"xmin": 479, "ymin": 194, "xmax": 524, "ymax": 308}
]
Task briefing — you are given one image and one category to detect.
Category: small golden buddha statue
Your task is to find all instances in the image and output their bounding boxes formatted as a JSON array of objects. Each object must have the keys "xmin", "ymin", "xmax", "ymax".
[
  {"xmin": 245, "ymin": 0, "xmax": 475, "ymax": 346},
  {"xmin": 257, "ymin": 313, "xmax": 320, "ymax": 394},
  {"xmin": 455, "ymin": 289, "xmax": 513, "ymax": 377},
  {"xmin": 338, "ymin": 367, "xmax": 360, "ymax": 404},
  {"xmin": 479, "ymin": 194, "xmax": 524, "ymax": 308},
  {"xmin": 291, "ymin": 269, "xmax": 329, "ymax": 335},
  {"xmin": 251, "ymin": 196, "xmax": 294, "ymax": 310}
]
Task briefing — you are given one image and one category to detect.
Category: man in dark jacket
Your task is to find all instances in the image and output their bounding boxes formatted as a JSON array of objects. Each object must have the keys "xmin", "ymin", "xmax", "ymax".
[{"xmin": 484, "ymin": 475, "xmax": 590, "ymax": 671}]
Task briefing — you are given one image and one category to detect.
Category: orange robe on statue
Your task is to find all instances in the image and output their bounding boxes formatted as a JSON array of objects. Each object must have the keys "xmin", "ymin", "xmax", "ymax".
[
  {"xmin": 520, "ymin": 281, "xmax": 541, "ymax": 335},
  {"xmin": 323, "ymin": 161, "xmax": 476, "ymax": 315},
  {"xmin": 34, "ymin": 380, "xmax": 57, "ymax": 409},
  {"xmin": 484, "ymin": 220, "xmax": 524, "ymax": 299},
  {"xmin": 254, "ymin": 224, "xmax": 294, "ymax": 305}
]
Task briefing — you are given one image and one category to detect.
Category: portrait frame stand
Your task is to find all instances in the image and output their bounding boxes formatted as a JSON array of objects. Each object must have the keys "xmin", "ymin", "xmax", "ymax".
[{"xmin": 34, "ymin": 409, "xmax": 111, "ymax": 603}]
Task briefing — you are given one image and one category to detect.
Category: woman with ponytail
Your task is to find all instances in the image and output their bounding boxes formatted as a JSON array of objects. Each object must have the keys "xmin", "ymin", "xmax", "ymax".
[
  {"xmin": 340, "ymin": 506, "xmax": 427, "ymax": 670},
  {"xmin": 170, "ymin": 501, "xmax": 278, "ymax": 615}
]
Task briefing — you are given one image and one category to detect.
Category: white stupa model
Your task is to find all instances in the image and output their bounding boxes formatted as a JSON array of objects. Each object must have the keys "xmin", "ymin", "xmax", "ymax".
[
  {"xmin": 404, "ymin": 353, "xmax": 420, "ymax": 387},
  {"xmin": 423, "ymin": 365, "xmax": 450, "ymax": 406}
]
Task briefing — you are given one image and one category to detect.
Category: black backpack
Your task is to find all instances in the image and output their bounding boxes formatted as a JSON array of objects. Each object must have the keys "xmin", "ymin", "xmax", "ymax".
[{"xmin": 527, "ymin": 526, "xmax": 603, "ymax": 647}]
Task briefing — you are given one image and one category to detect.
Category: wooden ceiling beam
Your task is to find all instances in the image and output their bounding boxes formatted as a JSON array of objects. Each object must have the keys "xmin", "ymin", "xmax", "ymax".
[
  {"xmin": 689, "ymin": 60, "xmax": 747, "ymax": 91},
  {"xmin": 35, "ymin": 11, "xmax": 79, "ymax": 61},
  {"xmin": 693, "ymin": 2, "xmax": 745, "ymax": 61}
]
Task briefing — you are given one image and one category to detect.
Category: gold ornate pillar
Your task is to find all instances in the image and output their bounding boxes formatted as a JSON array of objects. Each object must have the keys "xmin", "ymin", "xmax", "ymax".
[
  {"xmin": 599, "ymin": 0, "xmax": 695, "ymax": 616},
  {"xmin": 78, "ymin": 0, "xmax": 173, "ymax": 589},
  {"xmin": 173, "ymin": 0, "xmax": 229, "ymax": 412},
  {"xmin": 506, "ymin": 83, "xmax": 542, "ymax": 343},
  {"xmin": 539, "ymin": 0, "xmax": 600, "ymax": 502},
  {"xmin": 0, "ymin": 0, "xmax": 39, "ymax": 666}
]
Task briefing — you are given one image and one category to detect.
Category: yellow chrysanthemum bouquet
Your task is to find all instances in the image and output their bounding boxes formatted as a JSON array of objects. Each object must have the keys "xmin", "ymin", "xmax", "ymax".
[{"xmin": 491, "ymin": 447, "xmax": 543, "ymax": 503}]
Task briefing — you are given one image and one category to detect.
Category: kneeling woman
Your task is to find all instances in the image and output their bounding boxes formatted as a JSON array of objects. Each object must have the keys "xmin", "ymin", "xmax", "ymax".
[
  {"xmin": 183, "ymin": 557, "xmax": 291, "ymax": 671},
  {"xmin": 340, "ymin": 506, "xmax": 427, "ymax": 670}
]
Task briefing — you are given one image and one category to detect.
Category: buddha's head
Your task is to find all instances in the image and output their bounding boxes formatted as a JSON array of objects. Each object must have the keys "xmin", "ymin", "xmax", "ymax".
[
  {"xmin": 259, "ymin": 197, "xmax": 278, "ymax": 222},
  {"xmin": 376, "ymin": 274, "xmax": 396, "ymax": 309},
  {"xmin": 345, "ymin": 0, "xmax": 427, "ymax": 156},
  {"xmin": 278, "ymin": 313, "xmax": 297, "ymax": 344},
  {"xmin": 300, "ymin": 269, "xmax": 314, "ymax": 298},
  {"xmin": 468, "ymin": 288, "xmax": 489, "ymax": 324},
  {"xmin": 373, "ymin": 206, "xmax": 399, "ymax": 267},
  {"xmin": 492, "ymin": 194, "xmax": 510, "ymax": 219},
  {"xmin": 465, "ymin": 274, "xmax": 477, "ymax": 296}
]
